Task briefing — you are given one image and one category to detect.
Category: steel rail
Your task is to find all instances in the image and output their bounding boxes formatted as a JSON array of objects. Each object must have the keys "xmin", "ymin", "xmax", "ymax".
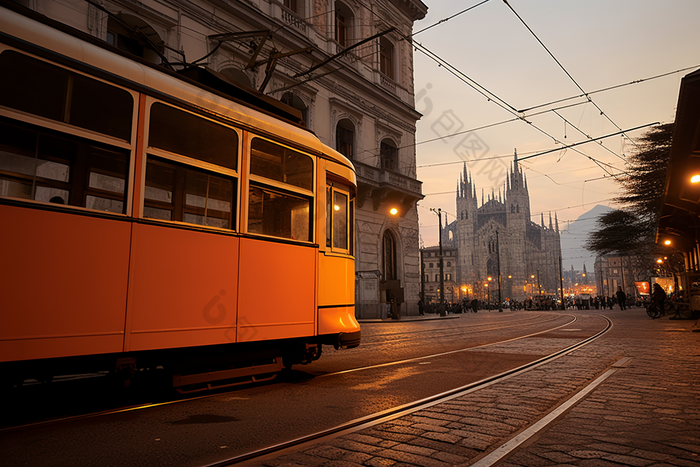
[
  {"xmin": 0, "ymin": 313, "xmax": 585, "ymax": 434},
  {"xmin": 320, "ymin": 313, "xmax": 577, "ymax": 377},
  {"xmin": 207, "ymin": 315, "xmax": 613, "ymax": 466},
  {"xmin": 361, "ymin": 312, "xmax": 569, "ymax": 344}
]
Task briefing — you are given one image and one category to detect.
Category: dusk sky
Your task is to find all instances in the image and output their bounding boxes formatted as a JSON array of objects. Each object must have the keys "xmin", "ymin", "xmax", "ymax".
[{"xmin": 413, "ymin": 0, "xmax": 700, "ymax": 262}]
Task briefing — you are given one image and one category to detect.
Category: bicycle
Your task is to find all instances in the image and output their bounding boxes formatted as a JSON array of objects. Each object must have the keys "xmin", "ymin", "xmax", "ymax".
[{"xmin": 646, "ymin": 300, "xmax": 665, "ymax": 319}]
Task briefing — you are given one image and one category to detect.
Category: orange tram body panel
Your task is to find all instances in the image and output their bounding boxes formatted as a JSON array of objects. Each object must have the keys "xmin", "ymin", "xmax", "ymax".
[{"xmin": 0, "ymin": 4, "xmax": 359, "ymax": 386}]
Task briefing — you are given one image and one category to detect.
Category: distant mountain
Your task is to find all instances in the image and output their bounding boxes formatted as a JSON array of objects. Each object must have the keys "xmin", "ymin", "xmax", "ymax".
[{"xmin": 560, "ymin": 205, "xmax": 613, "ymax": 272}]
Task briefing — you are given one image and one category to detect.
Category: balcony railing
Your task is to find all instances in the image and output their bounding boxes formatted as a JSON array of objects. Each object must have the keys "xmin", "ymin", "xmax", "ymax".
[
  {"xmin": 280, "ymin": 7, "xmax": 307, "ymax": 34},
  {"xmin": 352, "ymin": 160, "xmax": 423, "ymax": 215}
]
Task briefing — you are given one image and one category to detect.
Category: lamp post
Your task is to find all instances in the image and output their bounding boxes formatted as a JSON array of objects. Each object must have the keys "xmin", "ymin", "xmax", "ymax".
[
  {"xmin": 430, "ymin": 207, "xmax": 445, "ymax": 316},
  {"xmin": 496, "ymin": 230, "xmax": 502, "ymax": 312},
  {"xmin": 487, "ymin": 276, "xmax": 492, "ymax": 309}
]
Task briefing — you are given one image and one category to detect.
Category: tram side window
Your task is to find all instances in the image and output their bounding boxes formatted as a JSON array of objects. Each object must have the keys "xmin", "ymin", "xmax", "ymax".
[
  {"xmin": 250, "ymin": 138, "xmax": 313, "ymax": 191},
  {"xmin": 149, "ymin": 103, "xmax": 238, "ymax": 171},
  {"xmin": 144, "ymin": 156, "xmax": 235, "ymax": 229},
  {"xmin": 0, "ymin": 119, "xmax": 129, "ymax": 213},
  {"xmin": 248, "ymin": 138, "xmax": 313, "ymax": 241},
  {"xmin": 248, "ymin": 186, "xmax": 309, "ymax": 241},
  {"xmin": 0, "ymin": 50, "xmax": 133, "ymax": 140}
]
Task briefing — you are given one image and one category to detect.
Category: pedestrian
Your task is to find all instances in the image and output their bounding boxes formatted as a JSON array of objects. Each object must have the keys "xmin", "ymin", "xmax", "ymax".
[
  {"xmin": 651, "ymin": 283, "xmax": 666, "ymax": 314},
  {"xmin": 616, "ymin": 286, "xmax": 627, "ymax": 310},
  {"xmin": 418, "ymin": 296, "xmax": 425, "ymax": 316}
]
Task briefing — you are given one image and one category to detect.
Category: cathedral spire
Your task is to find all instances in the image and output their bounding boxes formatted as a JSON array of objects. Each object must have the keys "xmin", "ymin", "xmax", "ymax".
[
  {"xmin": 540, "ymin": 212, "xmax": 545, "ymax": 227},
  {"xmin": 549, "ymin": 212, "xmax": 553, "ymax": 230},
  {"xmin": 555, "ymin": 212, "xmax": 559, "ymax": 233}
]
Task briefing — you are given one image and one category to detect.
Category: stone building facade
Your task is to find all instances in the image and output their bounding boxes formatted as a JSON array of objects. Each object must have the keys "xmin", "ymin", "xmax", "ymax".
[
  {"xmin": 420, "ymin": 245, "xmax": 458, "ymax": 304},
  {"xmin": 28, "ymin": 0, "xmax": 427, "ymax": 319},
  {"xmin": 443, "ymin": 159, "xmax": 563, "ymax": 303}
]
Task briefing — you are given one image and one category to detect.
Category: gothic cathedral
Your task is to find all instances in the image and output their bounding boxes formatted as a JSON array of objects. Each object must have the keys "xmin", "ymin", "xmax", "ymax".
[{"xmin": 443, "ymin": 156, "xmax": 563, "ymax": 302}]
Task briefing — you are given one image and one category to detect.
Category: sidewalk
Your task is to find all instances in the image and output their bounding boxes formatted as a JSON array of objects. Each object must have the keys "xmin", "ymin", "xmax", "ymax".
[{"xmin": 260, "ymin": 309, "xmax": 700, "ymax": 466}]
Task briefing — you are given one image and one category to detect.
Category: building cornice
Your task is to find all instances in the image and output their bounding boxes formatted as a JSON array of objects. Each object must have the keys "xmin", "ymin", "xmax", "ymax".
[{"xmin": 388, "ymin": 0, "xmax": 428, "ymax": 21}]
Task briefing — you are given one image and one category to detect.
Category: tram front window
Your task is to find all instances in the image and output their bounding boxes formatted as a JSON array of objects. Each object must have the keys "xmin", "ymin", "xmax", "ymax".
[{"xmin": 326, "ymin": 183, "xmax": 352, "ymax": 254}]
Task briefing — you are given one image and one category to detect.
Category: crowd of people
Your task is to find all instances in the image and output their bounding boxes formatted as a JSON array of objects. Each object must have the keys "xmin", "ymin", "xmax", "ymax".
[{"xmin": 416, "ymin": 285, "xmax": 661, "ymax": 316}]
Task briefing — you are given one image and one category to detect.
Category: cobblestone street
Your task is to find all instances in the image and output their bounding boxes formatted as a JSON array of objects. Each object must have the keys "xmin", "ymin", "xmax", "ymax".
[{"xmin": 258, "ymin": 310, "xmax": 700, "ymax": 467}]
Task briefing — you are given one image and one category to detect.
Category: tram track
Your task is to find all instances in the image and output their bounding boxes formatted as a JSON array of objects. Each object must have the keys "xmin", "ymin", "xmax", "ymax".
[
  {"xmin": 206, "ymin": 314, "xmax": 613, "ymax": 466},
  {"xmin": 360, "ymin": 312, "xmax": 571, "ymax": 346},
  {"xmin": 0, "ymin": 313, "xmax": 577, "ymax": 433}
]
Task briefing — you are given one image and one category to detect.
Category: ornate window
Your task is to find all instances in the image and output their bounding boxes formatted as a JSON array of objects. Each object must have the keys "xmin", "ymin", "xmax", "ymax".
[
  {"xmin": 380, "ymin": 37, "xmax": 394, "ymax": 80},
  {"xmin": 382, "ymin": 230, "xmax": 397, "ymax": 281},
  {"xmin": 336, "ymin": 119, "xmax": 354, "ymax": 159},
  {"xmin": 380, "ymin": 139, "xmax": 398, "ymax": 171},
  {"xmin": 281, "ymin": 92, "xmax": 309, "ymax": 127},
  {"xmin": 335, "ymin": 2, "xmax": 353, "ymax": 48}
]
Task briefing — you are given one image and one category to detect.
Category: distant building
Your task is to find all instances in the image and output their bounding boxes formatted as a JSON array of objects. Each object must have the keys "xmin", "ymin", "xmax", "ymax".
[
  {"xmin": 442, "ymin": 157, "xmax": 563, "ymax": 302},
  {"xmin": 594, "ymin": 254, "xmax": 637, "ymax": 299},
  {"xmin": 420, "ymin": 245, "xmax": 458, "ymax": 304}
]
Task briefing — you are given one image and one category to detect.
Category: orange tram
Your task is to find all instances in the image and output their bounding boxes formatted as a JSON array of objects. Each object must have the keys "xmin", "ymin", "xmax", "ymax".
[{"xmin": 0, "ymin": 4, "xmax": 359, "ymax": 392}]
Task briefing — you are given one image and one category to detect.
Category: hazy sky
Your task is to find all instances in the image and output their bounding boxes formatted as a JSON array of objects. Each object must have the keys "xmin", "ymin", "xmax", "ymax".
[{"xmin": 413, "ymin": 0, "xmax": 700, "ymax": 263}]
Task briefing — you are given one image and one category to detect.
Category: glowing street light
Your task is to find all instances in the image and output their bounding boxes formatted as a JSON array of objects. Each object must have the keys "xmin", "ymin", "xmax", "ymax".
[
  {"xmin": 389, "ymin": 207, "xmax": 398, "ymax": 216},
  {"xmin": 691, "ymin": 174, "xmax": 700, "ymax": 183},
  {"xmin": 664, "ymin": 239, "xmax": 672, "ymax": 246}
]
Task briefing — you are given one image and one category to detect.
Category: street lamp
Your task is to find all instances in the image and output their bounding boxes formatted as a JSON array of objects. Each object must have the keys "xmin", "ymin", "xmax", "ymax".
[{"xmin": 487, "ymin": 276, "xmax": 492, "ymax": 308}]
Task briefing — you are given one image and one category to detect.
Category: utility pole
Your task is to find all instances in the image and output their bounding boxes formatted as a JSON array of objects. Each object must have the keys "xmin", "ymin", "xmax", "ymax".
[
  {"xmin": 559, "ymin": 255, "xmax": 565, "ymax": 310},
  {"xmin": 420, "ymin": 249, "xmax": 425, "ymax": 308},
  {"xmin": 496, "ymin": 230, "xmax": 502, "ymax": 312}
]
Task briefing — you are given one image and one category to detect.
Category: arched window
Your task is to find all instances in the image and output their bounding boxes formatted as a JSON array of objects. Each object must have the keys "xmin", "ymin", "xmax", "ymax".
[
  {"xmin": 379, "ymin": 37, "xmax": 395, "ymax": 80},
  {"xmin": 281, "ymin": 92, "xmax": 308, "ymax": 127},
  {"xmin": 336, "ymin": 119, "xmax": 354, "ymax": 159},
  {"xmin": 106, "ymin": 14, "xmax": 163, "ymax": 64},
  {"xmin": 220, "ymin": 67, "xmax": 252, "ymax": 88},
  {"xmin": 380, "ymin": 139, "xmax": 397, "ymax": 171},
  {"xmin": 382, "ymin": 230, "xmax": 397, "ymax": 281},
  {"xmin": 283, "ymin": 0, "xmax": 304, "ymax": 15},
  {"xmin": 335, "ymin": 2, "xmax": 353, "ymax": 48}
]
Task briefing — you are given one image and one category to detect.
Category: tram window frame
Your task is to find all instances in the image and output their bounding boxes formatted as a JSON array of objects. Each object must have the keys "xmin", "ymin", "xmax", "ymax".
[
  {"xmin": 0, "ymin": 117, "xmax": 130, "ymax": 214},
  {"xmin": 144, "ymin": 100, "xmax": 240, "ymax": 231},
  {"xmin": 325, "ymin": 182, "xmax": 353, "ymax": 255},
  {"xmin": 143, "ymin": 155, "xmax": 236, "ymax": 230},
  {"xmin": 247, "ymin": 137, "xmax": 315, "ymax": 243},
  {"xmin": 149, "ymin": 103, "xmax": 238, "ymax": 171}
]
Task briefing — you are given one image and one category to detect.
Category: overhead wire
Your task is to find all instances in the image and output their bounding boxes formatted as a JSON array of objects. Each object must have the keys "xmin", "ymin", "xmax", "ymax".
[
  {"xmin": 501, "ymin": 0, "xmax": 640, "ymax": 148},
  {"xmin": 413, "ymin": 0, "xmax": 493, "ymax": 36}
]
